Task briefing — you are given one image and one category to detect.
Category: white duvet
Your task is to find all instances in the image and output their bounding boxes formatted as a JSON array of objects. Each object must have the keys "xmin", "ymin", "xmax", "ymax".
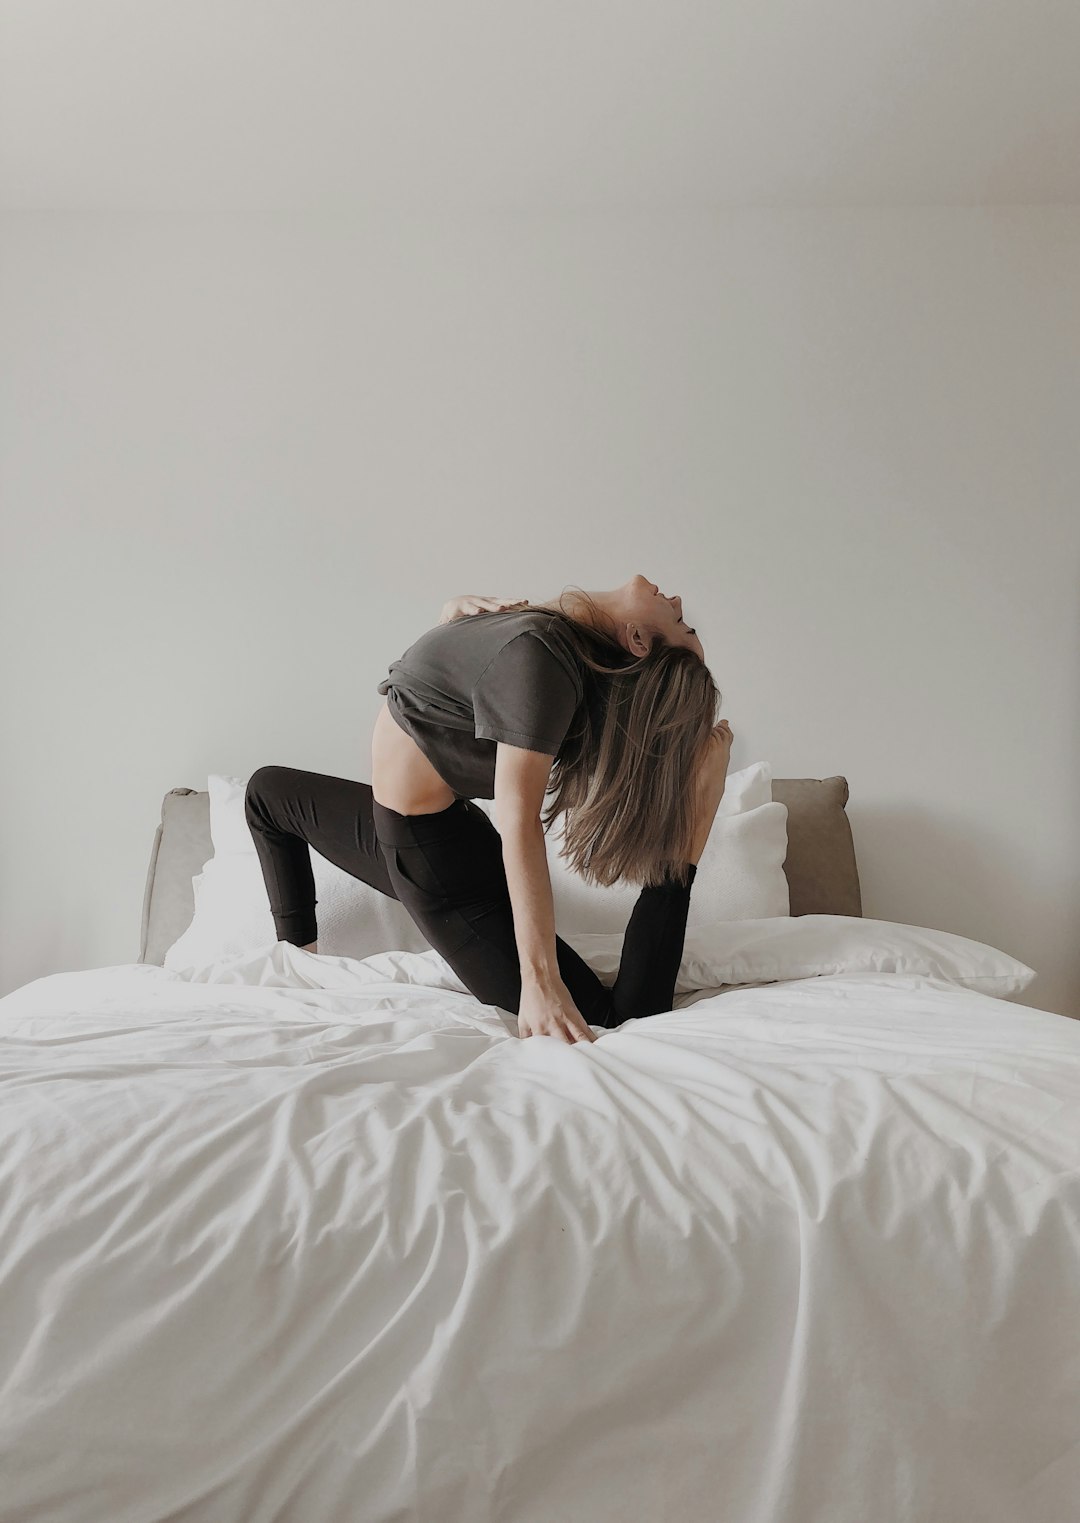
[{"xmin": 1, "ymin": 945, "xmax": 1078, "ymax": 1523}]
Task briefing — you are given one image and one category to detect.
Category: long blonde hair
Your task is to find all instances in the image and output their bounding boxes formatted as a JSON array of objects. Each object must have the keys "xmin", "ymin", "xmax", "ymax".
[{"xmin": 518, "ymin": 586, "xmax": 721, "ymax": 890}]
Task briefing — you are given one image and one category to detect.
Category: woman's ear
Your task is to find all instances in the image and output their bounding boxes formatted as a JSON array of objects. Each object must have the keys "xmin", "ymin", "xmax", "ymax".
[{"xmin": 624, "ymin": 621, "xmax": 651, "ymax": 658}]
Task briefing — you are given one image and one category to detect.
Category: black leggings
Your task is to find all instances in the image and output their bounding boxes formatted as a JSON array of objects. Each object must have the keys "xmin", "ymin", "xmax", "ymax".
[{"xmin": 243, "ymin": 765, "xmax": 696, "ymax": 1029}]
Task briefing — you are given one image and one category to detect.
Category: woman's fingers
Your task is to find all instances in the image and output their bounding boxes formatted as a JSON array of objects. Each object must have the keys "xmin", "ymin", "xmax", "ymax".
[
  {"xmin": 518, "ymin": 1017, "xmax": 596, "ymax": 1044},
  {"xmin": 450, "ymin": 595, "xmax": 529, "ymax": 622}
]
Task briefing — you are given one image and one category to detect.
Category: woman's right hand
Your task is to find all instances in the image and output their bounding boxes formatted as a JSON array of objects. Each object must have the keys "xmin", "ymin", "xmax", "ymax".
[
  {"xmin": 713, "ymin": 718, "xmax": 734, "ymax": 766},
  {"xmin": 518, "ymin": 977, "xmax": 597, "ymax": 1044},
  {"xmin": 697, "ymin": 719, "xmax": 734, "ymax": 794}
]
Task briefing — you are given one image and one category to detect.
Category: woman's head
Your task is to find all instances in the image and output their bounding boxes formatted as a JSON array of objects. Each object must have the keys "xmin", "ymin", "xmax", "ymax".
[
  {"xmin": 602, "ymin": 572, "xmax": 704, "ymax": 664},
  {"xmin": 530, "ymin": 584, "xmax": 721, "ymax": 891},
  {"xmin": 539, "ymin": 573, "xmax": 704, "ymax": 663}
]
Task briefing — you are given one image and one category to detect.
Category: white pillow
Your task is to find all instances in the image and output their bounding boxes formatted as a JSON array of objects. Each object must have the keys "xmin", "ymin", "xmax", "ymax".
[
  {"xmin": 206, "ymin": 773, "xmax": 261, "ymax": 857},
  {"xmin": 694, "ymin": 759, "xmax": 773, "ymax": 816},
  {"xmin": 164, "ymin": 854, "xmax": 279, "ymax": 973},
  {"xmin": 564, "ymin": 915, "xmax": 1038, "ymax": 1000},
  {"xmin": 478, "ymin": 760, "xmax": 790, "ymax": 934}
]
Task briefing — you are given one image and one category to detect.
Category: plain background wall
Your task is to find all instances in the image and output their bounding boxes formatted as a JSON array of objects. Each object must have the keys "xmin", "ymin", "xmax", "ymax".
[{"xmin": 1, "ymin": 206, "xmax": 1077, "ymax": 1016}]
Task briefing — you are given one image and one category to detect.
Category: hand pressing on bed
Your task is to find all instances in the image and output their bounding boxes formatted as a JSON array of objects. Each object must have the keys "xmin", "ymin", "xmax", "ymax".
[
  {"xmin": 517, "ymin": 976, "xmax": 597, "ymax": 1046},
  {"xmin": 439, "ymin": 595, "xmax": 530, "ymax": 624}
]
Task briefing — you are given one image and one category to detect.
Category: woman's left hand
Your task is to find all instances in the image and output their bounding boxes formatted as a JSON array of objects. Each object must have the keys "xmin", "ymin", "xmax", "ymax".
[{"xmin": 439, "ymin": 595, "xmax": 530, "ymax": 624}]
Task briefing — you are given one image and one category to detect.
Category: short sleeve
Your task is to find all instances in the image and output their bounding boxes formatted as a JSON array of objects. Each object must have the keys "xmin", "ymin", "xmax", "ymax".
[{"xmin": 472, "ymin": 632, "xmax": 581, "ymax": 755}]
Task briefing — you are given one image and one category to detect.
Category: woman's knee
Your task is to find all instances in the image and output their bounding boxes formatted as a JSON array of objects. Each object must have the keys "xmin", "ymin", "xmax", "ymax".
[{"xmin": 244, "ymin": 765, "xmax": 294, "ymax": 823}]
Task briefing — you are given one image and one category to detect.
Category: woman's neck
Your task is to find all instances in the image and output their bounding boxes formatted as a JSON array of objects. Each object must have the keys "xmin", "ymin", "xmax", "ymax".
[
  {"xmin": 536, "ymin": 590, "xmax": 596, "ymax": 625},
  {"xmin": 535, "ymin": 591, "xmax": 619, "ymax": 646}
]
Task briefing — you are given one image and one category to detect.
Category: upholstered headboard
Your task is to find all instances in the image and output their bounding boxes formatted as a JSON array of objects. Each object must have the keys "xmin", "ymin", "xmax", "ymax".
[{"xmin": 138, "ymin": 777, "xmax": 862, "ymax": 966}]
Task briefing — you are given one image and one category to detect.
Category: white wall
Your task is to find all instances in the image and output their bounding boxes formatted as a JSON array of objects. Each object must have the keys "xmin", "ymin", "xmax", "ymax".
[{"xmin": 2, "ymin": 207, "xmax": 1077, "ymax": 1016}]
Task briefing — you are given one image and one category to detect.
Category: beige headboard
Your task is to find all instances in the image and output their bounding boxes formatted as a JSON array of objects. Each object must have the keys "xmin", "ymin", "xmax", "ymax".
[{"xmin": 139, "ymin": 776, "xmax": 861, "ymax": 965}]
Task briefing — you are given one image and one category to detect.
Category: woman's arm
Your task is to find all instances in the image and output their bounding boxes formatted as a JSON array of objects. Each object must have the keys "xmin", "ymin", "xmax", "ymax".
[
  {"xmin": 499, "ymin": 812, "xmax": 561, "ymax": 986},
  {"xmin": 494, "ymin": 744, "xmax": 596, "ymax": 1044}
]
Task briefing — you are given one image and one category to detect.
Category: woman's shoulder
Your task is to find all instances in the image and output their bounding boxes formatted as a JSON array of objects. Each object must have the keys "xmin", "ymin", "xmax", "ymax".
[
  {"xmin": 391, "ymin": 606, "xmax": 570, "ymax": 672},
  {"xmin": 401, "ymin": 605, "xmax": 581, "ymax": 676},
  {"xmin": 502, "ymin": 611, "xmax": 585, "ymax": 697}
]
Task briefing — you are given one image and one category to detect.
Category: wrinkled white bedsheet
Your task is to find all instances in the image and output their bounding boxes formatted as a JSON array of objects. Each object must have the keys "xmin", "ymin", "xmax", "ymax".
[{"xmin": 1, "ymin": 944, "xmax": 1078, "ymax": 1523}]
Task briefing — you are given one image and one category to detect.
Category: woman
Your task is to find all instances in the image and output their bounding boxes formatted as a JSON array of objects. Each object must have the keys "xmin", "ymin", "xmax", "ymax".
[{"xmin": 245, "ymin": 574, "xmax": 733, "ymax": 1045}]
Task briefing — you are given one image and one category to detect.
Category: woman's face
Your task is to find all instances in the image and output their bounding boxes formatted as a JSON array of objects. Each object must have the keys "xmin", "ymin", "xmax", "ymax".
[{"xmin": 619, "ymin": 574, "xmax": 705, "ymax": 662}]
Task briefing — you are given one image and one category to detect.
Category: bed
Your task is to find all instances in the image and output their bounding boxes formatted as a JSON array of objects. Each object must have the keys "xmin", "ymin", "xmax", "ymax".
[{"xmin": 1, "ymin": 775, "xmax": 1078, "ymax": 1523}]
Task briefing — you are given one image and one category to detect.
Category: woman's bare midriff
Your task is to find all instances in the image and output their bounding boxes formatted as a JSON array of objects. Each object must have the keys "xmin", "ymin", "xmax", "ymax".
[{"xmin": 371, "ymin": 698, "xmax": 457, "ymax": 815}]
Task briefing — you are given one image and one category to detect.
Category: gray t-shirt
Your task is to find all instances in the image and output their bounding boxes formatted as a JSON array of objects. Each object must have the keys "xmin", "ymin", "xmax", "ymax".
[{"xmin": 376, "ymin": 609, "xmax": 584, "ymax": 800}]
